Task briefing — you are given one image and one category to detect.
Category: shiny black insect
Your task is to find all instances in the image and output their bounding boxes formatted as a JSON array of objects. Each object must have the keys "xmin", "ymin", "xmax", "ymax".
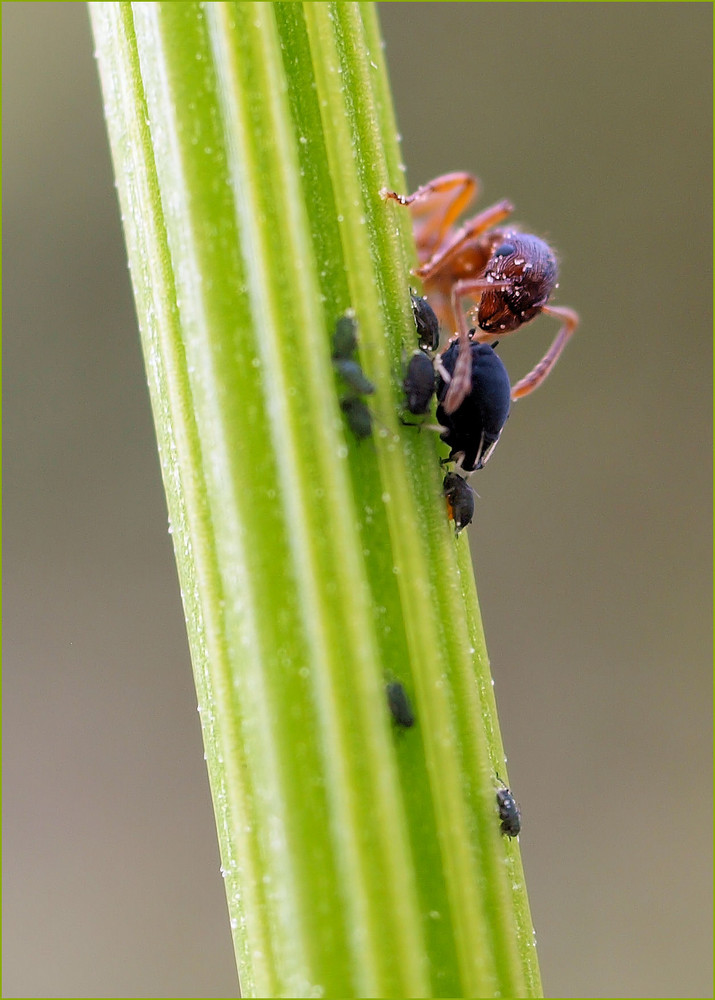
[
  {"xmin": 403, "ymin": 350, "xmax": 436, "ymax": 415},
  {"xmin": 401, "ymin": 291, "xmax": 438, "ymax": 417},
  {"xmin": 443, "ymin": 472, "xmax": 475, "ymax": 534},
  {"xmin": 496, "ymin": 781, "xmax": 521, "ymax": 838},
  {"xmin": 436, "ymin": 336, "xmax": 511, "ymax": 472},
  {"xmin": 332, "ymin": 313, "xmax": 375, "ymax": 437},
  {"xmin": 410, "ymin": 290, "xmax": 440, "ymax": 352},
  {"xmin": 386, "ymin": 680, "xmax": 415, "ymax": 728}
]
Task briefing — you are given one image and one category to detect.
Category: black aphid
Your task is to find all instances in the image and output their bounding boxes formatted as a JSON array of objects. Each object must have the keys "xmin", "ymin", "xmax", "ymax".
[
  {"xmin": 332, "ymin": 313, "xmax": 359, "ymax": 361},
  {"xmin": 436, "ymin": 336, "xmax": 511, "ymax": 472},
  {"xmin": 332, "ymin": 313, "xmax": 375, "ymax": 438},
  {"xmin": 403, "ymin": 350, "xmax": 436, "ymax": 415},
  {"xmin": 496, "ymin": 782, "xmax": 521, "ymax": 838},
  {"xmin": 333, "ymin": 358, "xmax": 375, "ymax": 396},
  {"xmin": 443, "ymin": 472, "xmax": 475, "ymax": 534},
  {"xmin": 340, "ymin": 397, "xmax": 372, "ymax": 439},
  {"xmin": 386, "ymin": 680, "xmax": 415, "ymax": 728},
  {"xmin": 410, "ymin": 290, "xmax": 440, "ymax": 352}
]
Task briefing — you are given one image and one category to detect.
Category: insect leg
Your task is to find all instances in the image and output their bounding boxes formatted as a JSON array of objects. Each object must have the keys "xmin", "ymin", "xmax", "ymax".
[
  {"xmin": 440, "ymin": 276, "xmax": 511, "ymax": 414},
  {"xmin": 510, "ymin": 304, "xmax": 579, "ymax": 399},
  {"xmin": 381, "ymin": 172, "xmax": 479, "ymax": 257},
  {"xmin": 414, "ymin": 201, "xmax": 514, "ymax": 284}
]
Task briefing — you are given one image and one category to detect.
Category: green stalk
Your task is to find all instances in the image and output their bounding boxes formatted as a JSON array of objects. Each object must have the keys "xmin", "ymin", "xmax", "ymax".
[{"xmin": 90, "ymin": 3, "xmax": 541, "ymax": 996}]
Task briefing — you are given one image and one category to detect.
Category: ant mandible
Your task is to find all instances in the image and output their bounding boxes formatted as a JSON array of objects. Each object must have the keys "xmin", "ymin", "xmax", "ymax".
[{"xmin": 381, "ymin": 172, "xmax": 578, "ymax": 413}]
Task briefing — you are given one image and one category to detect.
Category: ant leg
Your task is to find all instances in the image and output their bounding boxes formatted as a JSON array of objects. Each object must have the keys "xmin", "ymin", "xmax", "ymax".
[
  {"xmin": 441, "ymin": 331, "xmax": 472, "ymax": 415},
  {"xmin": 510, "ymin": 305, "xmax": 579, "ymax": 400},
  {"xmin": 441, "ymin": 276, "xmax": 511, "ymax": 414},
  {"xmin": 433, "ymin": 355, "xmax": 452, "ymax": 385},
  {"xmin": 415, "ymin": 201, "xmax": 514, "ymax": 284},
  {"xmin": 381, "ymin": 172, "xmax": 479, "ymax": 258}
]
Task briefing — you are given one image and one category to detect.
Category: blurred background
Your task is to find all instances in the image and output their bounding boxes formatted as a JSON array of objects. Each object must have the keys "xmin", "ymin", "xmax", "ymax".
[{"xmin": 3, "ymin": 3, "xmax": 712, "ymax": 997}]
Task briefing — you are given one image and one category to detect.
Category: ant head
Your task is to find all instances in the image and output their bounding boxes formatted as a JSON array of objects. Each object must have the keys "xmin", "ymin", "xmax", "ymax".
[{"xmin": 477, "ymin": 234, "xmax": 558, "ymax": 334}]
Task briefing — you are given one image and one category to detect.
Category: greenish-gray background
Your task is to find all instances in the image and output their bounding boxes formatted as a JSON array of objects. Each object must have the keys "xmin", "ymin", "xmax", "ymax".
[{"xmin": 4, "ymin": 3, "xmax": 711, "ymax": 997}]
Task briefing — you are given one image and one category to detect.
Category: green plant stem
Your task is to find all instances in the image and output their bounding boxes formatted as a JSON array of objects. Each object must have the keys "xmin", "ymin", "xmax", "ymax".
[{"xmin": 91, "ymin": 2, "xmax": 542, "ymax": 996}]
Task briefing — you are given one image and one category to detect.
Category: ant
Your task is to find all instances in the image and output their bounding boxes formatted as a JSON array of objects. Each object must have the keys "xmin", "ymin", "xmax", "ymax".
[{"xmin": 381, "ymin": 172, "xmax": 578, "ymax": 413}]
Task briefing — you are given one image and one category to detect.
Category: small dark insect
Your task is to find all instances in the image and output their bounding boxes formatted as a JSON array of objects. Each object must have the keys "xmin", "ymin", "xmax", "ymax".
[
  {"xmin": 386, "ymin": 680, "xmax": 415, "ymax": 728},
  {"xmin": 332, "ymin": 312, "xmax": 359, "ymax": 361},
  {"xmin": 410, "ymin": 290, "xmax": 440, "ymax": 352},
  {"xmin": 443, "ymin": 472, "xmax": 475, "ymax": 534},
  {"xmin": 436, "ymin": 336, "xmax": 511, "ymax": 472},
  {"xmin": 333, "ymin": 358, "xmax": 375, "ymax": 396},
  {"xmin": 340, "ymin": 397, "xmax": 373, "ymax": 439},
  {"xmin": 496, "ymin": 780, "xmax": 521, "ymax": 838},
  {"xmin": 382, "ymin": 172, "xmax": 578, "ymax": 412},
  {"xmin": 332, "ymin": 313, "xmax": 375, "ymax": 438},
  {"xmin": 403, "ymin": 350, "xmax": 436, "ymax": 415}
]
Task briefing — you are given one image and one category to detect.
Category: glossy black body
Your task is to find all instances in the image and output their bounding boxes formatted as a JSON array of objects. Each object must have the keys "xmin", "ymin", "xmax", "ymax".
[
  {"xmin": 436, "ymin": 338, "xmax": 511, "ymax": 472},
  {"xmin": 410, "ymin": 290, "xmax": 440, "ymax": 352},
  {"xmin": 443, "ymin": 472, "xmax": 475, "ymax": 533}
]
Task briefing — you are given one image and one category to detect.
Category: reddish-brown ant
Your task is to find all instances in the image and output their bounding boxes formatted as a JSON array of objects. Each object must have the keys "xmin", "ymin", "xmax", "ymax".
[{"xmin": 381, "ymin": 172, "xmax": 578, "ymax": 412}]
